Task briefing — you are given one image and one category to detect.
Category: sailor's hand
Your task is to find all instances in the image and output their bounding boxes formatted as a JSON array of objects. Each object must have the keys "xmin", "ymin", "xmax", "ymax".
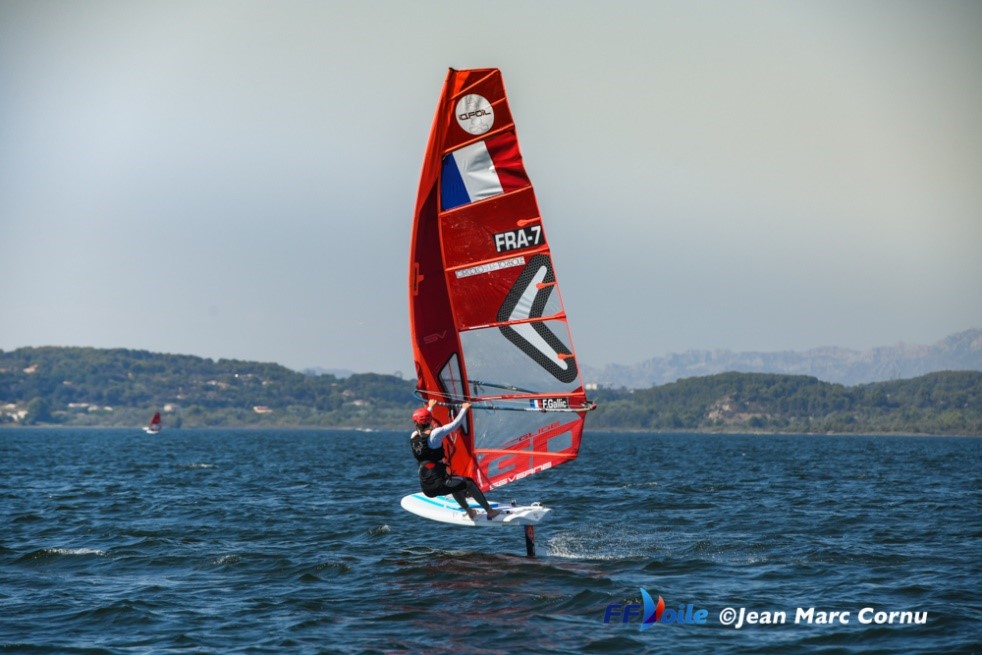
[
  {"xmin": 460, "ymin": 402, "xmax": 472, "ymax": 411},
  {"xmin": 427, "ymin": 399, "xmax": 438, "ymax": 410}
]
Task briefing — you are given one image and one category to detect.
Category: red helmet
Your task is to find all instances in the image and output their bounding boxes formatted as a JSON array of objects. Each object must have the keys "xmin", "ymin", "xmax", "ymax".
[{"xmin": 412, "ymin": 407, "xmax": 432, "ymax": 424}]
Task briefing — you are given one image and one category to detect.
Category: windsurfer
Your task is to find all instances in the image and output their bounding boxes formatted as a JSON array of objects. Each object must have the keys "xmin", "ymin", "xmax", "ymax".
[{"xmin": 410, "ymin": 399, "xmax": 502, "ymax": 521}]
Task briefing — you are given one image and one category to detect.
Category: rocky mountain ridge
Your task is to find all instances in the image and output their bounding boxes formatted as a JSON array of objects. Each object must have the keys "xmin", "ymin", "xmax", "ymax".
[{"xmin": 584, "ymin": 329, "xmax": 982, "ymax": 388}]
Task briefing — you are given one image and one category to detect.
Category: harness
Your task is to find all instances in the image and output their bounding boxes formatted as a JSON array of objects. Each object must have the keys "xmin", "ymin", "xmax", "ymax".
[
  {"xmin": 410, "ymin": 429, "xmax": 444, "ymax": 463},
  {"xmin": 411, "ymin": 429, "xmax": 451, "ymax": 497}
]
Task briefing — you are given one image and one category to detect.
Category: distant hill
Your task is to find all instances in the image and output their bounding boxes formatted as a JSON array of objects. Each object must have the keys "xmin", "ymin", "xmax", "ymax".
[
  {"xmin": 586, "ymin": 370, "xmax": 981, "ymax": 435},
  {"xmin": 0, "ymin": 347, "xmax": 417, "ymax": 429},
  {"xmin": 584, "ymin": 329, "xmax": 982, "ymax": 388},
  {"xmin": 301, "ymin": 366, "xmax": 354, "ymax": 378},
  {"xmin": 1, "ymin": 346, "xmax": 979, "ymax": 434}
]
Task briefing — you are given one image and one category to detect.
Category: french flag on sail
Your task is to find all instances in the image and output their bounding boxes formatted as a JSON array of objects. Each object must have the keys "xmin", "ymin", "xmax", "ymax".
[{"xmin": 441, "ymin": 131, "xmax": 528, "ymax": 211}]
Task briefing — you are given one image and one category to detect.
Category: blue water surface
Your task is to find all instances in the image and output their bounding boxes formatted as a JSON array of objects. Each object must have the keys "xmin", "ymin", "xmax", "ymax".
[{"xmin": 1, "ymin": 429, "xmax": 979, "ymax": 654}]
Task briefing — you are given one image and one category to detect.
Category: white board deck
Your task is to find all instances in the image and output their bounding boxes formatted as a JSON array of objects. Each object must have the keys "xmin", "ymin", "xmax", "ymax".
[{"xmin": 400, "ymin": 492, "xmax": 550, "ymax": 527}]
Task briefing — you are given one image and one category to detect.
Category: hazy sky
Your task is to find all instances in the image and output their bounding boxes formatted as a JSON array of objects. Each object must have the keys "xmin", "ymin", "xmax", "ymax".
[{"xmin": 2, "ymin": 1, "xmax": 980, "ymax": 375}]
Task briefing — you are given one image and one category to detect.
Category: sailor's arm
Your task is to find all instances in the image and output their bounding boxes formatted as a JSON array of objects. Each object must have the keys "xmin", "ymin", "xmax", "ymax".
[{"xmin": 427, "ymin": 402, "xmax": 472, "ymax": 448}]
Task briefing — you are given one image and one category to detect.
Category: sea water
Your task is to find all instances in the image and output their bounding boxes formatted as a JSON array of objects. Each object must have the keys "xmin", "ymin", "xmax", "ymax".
[{"xmin": 1, "ymin": 429, "xmax": 979, "ymax": 654}]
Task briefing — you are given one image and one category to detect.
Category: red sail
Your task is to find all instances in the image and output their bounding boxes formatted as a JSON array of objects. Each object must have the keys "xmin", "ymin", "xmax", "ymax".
[
  {"xmin": 409, "ymin": 69, "xmax": 593, "ymax": 492},
  {"xmin": 145, "ymin": 411, "xmax": 162, "ymax": 433}
]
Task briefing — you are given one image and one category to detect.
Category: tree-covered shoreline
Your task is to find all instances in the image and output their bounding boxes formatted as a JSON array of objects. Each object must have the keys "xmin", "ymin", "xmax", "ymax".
[
  {"xmin": 587, "ymin": 370, "xmax": 981, "ymax": 435},
  {"xmin": 1, "ymin": 347, "xmax": 979, "ymax": 435}
]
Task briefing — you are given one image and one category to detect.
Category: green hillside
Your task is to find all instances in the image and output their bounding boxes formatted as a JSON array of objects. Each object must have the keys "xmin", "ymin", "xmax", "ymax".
[
  {"xmin": 588, "ymin": 370, "xmax": 982, "ymax": 434},
  {"xmin": 0, "ymin": 347, "xmax": 417, "ymax": 429},
  {"xmin": 1, "ymin": 347, "xmax": 979, "ymax": 434}
]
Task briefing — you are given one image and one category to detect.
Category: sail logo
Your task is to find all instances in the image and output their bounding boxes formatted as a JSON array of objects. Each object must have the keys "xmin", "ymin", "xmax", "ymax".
[
  {"xmin": 455, "ymin": 94, "xmax": 494, "ymax": 135},
  {"xmin": 423, "ymin": 330, "xmax": 448, "ymax": 345},
  {"xmin": 497, "ymin": 255, "xmax": 578, "ymax": 384},
  {"xmin": 494, "ymin": 225, "xmax": 542, "ymax": 252},
  {"xmin": 603, "ymin": 590, "xmax": 709, "ymax": 630}
]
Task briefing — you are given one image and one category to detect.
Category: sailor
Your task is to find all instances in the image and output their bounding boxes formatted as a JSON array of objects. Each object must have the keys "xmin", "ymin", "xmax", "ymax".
[{"xmin": 410, "ymin": 399, "xmax": 501, "ymax": 520}]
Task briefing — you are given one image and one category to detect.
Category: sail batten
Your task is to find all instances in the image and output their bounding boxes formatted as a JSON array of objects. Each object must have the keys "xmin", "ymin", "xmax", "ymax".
[
  {"xmin": 410, "ymin": 68, "xmax": 593, "ymax": 492},
  {"xmin": 459, "ymin": 313, "xmax": 568, "ymax": 333},
  {"xmin": 438, "ymin": 124, "xmax": 514, "ymax": 159}
]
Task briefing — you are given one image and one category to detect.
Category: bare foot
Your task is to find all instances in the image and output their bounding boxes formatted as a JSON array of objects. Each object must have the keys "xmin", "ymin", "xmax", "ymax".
[
  {"xmin": 465, "ymin": 508, "xmax": 478, "ymax": 520},
  {"xmin": 486, "ymin": 509, "xmax": 502, "ymax": 520}
]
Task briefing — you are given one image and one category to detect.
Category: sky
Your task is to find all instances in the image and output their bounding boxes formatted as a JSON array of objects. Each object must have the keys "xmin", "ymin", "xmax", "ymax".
[{"xmin": 2, "ymin": 1, "xmax": 981, "ymax": 376}]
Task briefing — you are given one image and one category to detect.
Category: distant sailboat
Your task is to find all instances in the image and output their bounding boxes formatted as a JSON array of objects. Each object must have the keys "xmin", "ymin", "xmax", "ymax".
[{"xmin": 144, "ymin": 411, "xmax": 162, "ymax": 434}]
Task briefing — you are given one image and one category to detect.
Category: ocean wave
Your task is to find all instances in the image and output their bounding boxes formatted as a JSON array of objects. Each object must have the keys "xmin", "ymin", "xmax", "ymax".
[{"xmin": 18, "ymin": 547, "xmax": 108, "ymax": 562}]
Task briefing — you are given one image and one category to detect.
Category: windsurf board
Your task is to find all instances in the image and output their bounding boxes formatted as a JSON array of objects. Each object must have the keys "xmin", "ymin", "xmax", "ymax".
[{"xmin": 400, "ymin": 492, "xmax": 550, "ymax": 527}]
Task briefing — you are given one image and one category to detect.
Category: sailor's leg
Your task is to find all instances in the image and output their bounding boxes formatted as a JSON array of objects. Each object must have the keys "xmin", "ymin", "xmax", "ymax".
[
  {"xmin": 447, "ymin": 482, "xmax": 477, "ymax": 519},
  {"xmin": 461, "ymin": 478, "xmax": 501, "ymax": 519}
]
